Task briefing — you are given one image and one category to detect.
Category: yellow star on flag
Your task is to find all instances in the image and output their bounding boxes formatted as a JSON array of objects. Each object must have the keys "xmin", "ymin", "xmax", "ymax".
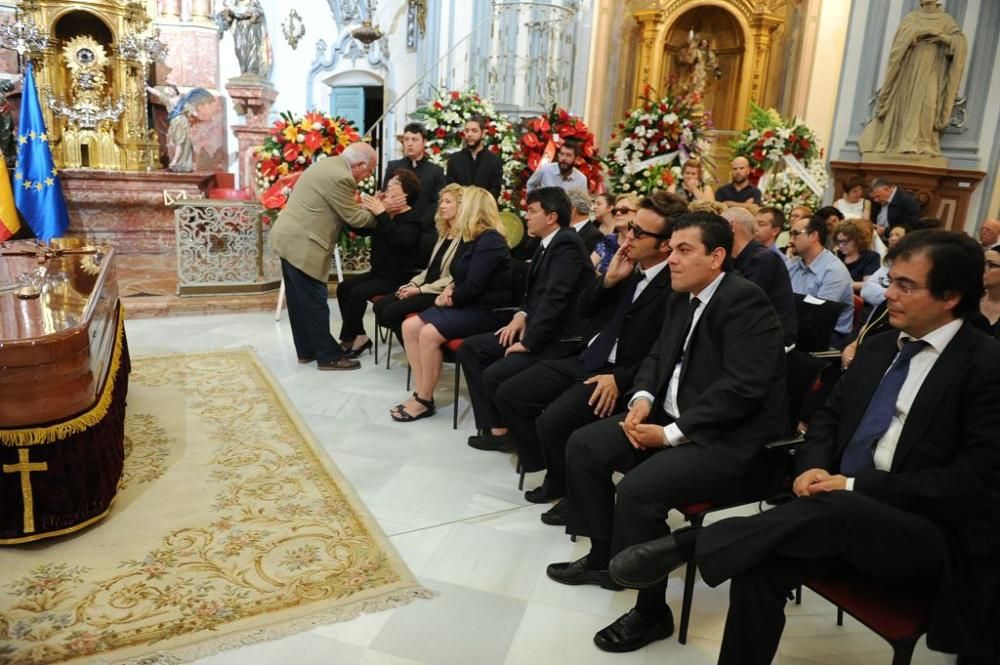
[
  {"xmin": 34, "ymin": 182, "xmax": 42, "ymax": 192},
  {"xmin": 38, "ymin": 133, "xmax": 47, "ymax": 142},
  {"xmin": 51, "ymin": 167, "xmax": 58, "ymax": 176},
  {"xmin": 45, "ymin": 177, "xmax": 53, "ymax": 186},
  {"xmin": 22, "ymin": 180, "xmax": 31, "ymax": 189},
  {"xmin": 29, "ymin": 131, "xmax": 36, "ymax": 140},
  {"xmin": 14, "ymin": 171, "xmax": 22, "ymax": 181},
  {"xmin": 18, "ymin": 135, "xmax": 27, "ymax": 144}
]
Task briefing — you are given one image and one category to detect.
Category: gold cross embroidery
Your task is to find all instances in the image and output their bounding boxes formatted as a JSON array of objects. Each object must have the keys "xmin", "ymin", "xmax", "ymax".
[{"xmin": 3, "ymin": 448, "xmax": 48, "ymax": 534}]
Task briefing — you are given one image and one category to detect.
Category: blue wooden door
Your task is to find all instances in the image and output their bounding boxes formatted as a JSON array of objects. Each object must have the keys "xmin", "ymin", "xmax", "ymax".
[{"xmin": 330, "ymin": 87, "xmax": 366, "ymax": 135}]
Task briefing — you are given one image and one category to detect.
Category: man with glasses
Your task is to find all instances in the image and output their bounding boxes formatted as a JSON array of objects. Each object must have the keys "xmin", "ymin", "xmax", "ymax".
[
  {"xmin": 787, "ymin": 213, "xmax": 855, "ymax": 346},
  {"xmin": 493, "ymin": 192, "xmax": 687, "ymax": 524},
  {"xmin": 609, "ymin": 230, "xmax": 1000, "ymax": 665},
  {"xmin": 545, "ymin": 212, "xmax": 787, "ymax": 653},
  {"xmin": 269, "ymin": 141, "xmax": 379, "ymax": 371}
]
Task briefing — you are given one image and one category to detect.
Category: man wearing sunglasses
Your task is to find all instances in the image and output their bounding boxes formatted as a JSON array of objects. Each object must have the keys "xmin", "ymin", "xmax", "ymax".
[{"xmin": 493, "ymin": 192, "xmax": 687, "ymax": 524}]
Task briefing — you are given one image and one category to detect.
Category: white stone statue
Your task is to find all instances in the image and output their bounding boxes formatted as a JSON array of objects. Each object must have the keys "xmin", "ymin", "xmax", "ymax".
[{"xmin": 858, "ymin": 0, "xmax": 967, "ymax": 159}]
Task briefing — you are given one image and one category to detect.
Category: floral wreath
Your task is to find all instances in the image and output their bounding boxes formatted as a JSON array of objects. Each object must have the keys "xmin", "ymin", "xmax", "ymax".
[
  {"xmin": 762, "ymin": 159, "xmax": 830, "ymax": 218},
  {"xmin": 605, "ymin": 84, "xmax": 712, "ymax": 197},
  {"xmin": 730, "ymin": 103, "xmax": 819, "ymax": 184},
  {"xmin": 411, "ymin": 88, "xmax": 523, "ymax": 211},
  {"xmin": 514, "ymin": 106, "xmax": 603, "ymax": 202}
]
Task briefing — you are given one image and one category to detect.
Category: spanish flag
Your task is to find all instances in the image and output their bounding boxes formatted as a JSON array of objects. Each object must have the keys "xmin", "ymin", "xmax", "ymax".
[{"xmin": 0, "ymin": 153, "xmax": 18, "ymax": 242}]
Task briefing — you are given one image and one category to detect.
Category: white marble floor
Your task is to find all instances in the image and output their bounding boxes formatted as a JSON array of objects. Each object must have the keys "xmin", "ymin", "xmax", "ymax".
[{"xmin": 123, "ymin": 308, "xmax": 953, "ymax": 665}]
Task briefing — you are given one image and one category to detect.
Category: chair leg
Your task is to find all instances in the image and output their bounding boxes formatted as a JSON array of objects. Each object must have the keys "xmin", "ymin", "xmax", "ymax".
[
  {"xmin": 836, "ymin": 607, "xmax": 844, "ymax": 626},
  {"xmin": 406, "ymin": 363, "xmax": 412, "ymax": 391},
  {"xmin": 385, "ymin": 331, "xmax": 393, "ymax": 370},
  {"xmin": 678, "ymin": 559, "xmax": 697, "ymax": 645},
  {"xmin": 453, "ymin": 360, "xmax": 461, "ymax": 430},
  {"xmin": 890, "ymin": 637, "xmax": 918, "ymax": 665},
  {"xmin": 516, "ymin": 460, "xmax": 525, "ymax": 490},
  {"xmin": 795, "ymin": 585, "xmax": 802, "ymax": 605},
  {"xmin": 373, "ymin": 323, "xmax": 380, "ymax": 363}
]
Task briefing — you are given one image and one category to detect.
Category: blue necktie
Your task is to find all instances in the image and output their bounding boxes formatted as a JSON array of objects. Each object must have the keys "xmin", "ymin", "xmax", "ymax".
[{"xmin": 840, "ymin": 340, "xmax": 928, "ymax": 475}]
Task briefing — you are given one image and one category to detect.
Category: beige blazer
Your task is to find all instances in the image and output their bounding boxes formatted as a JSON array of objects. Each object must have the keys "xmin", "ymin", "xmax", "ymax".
[
  {"xmin": 409, "ymin": 235, "xmax": 461, "ymax": 295},
  {"xmin": 269, "ymin": 155, "xmax": 375, "ymax": 282}
]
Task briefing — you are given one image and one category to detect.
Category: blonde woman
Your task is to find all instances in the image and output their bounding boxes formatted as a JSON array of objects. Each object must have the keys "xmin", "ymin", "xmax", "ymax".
[
  {"xmin": 374, "ymin": 183, "xmax": 465, "ymax": 340},
  {"xmin": 591, "ymin": 193, "xmax": 641, "ymax": 272},
  {"xmin": 393, "ymin": 187, "xmax": 513, "ymax": 422},
  {"xmin": 672, "ymin": 158, "xmax": 715, "ymax": 203}
]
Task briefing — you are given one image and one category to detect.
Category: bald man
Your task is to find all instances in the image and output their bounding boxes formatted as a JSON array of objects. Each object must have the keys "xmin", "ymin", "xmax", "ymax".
[
  {"xmin": 979, "ymin": 218, "xmax": 1000, "ymax": 249},
  {"xmin": 716, "ymin": 157, "xmax": 762, "ymax": 212}
]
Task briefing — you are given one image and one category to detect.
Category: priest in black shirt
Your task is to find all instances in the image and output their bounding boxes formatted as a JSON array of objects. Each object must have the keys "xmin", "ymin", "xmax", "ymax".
[
  {"xmin": 382, "ymin": 122, "xmax": 445, "ymax": 233},
  {"xmin": 445, "ymin": 115, "xmax": 504, "ymax": 200}
]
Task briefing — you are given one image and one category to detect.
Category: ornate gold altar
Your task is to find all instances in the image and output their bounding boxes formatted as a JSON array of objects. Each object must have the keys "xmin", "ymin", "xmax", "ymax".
[{"xmin": 17, "ymin": 0, "xmax": 163, "ymax": 171}]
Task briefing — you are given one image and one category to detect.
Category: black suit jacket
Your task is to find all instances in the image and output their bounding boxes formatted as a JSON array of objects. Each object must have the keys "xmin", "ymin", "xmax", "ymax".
[
  {"xmin": 520, "ymin": 227, "xmax": 593, "ymax": 354},
  {"xmin": 630, "ymin": 272, "xmax": 788, "ymax": 496},
  {"xmin": 383, "ymin": 156, "xmax": 445, "ymax": 227},
  {"xmin": 796, "ymin": 322, "xmax": 1000, "ymax": 653},
  {"xmin": 575, "ymin": 221, "xmax": 604, "ymax": 253},
  {"xmin": 445, "ymin": 147, "xmax": 504, "ymax": 200},
  {"xmin": 872, "ymin": 187, "xmax": 920, "ymax": 229},
  {"xmin": 575, "ymin": 265, "xmax": 671, "ymax": 389}
]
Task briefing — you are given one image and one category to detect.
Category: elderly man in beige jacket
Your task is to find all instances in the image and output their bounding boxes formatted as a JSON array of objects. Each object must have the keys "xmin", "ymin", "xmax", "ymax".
[{"xmin": 270, "ymin": 141, "xmax": 378, "ymax": 371}]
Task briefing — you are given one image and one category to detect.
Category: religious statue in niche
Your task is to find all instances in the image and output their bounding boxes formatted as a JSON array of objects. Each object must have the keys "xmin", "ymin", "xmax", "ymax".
[
  {"xmin": 858, "ymin": 0, "xmax": 967, "ymax": 159},
  {"xmin": 676, "ymin": 35, "xmax": 722, "ymax": 99},
  {"xmin": 0, "ymin": 80, "xmax": 16, "ymax": 168},
  {"xmin": 146, "ymin": 85, "xmax": 214, "ymax": 172},
  {"xmin": 215, "ymin": 0, "xmax": 273, "ymax": 79}
]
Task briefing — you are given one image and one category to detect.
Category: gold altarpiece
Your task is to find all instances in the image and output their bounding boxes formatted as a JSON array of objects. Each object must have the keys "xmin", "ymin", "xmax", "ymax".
[{"xmin": 17, "ymin": 0, "xmax": 160, "ymax": 171}]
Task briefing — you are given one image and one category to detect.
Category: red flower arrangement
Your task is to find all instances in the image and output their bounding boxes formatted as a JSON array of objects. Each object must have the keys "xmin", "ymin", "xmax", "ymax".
[{"xmin": 514, "ymin": 106, "xmax": 603, "ymax": 194}]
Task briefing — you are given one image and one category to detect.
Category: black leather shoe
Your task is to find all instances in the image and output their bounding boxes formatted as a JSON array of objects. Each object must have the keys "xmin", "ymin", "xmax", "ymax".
[
  {"xmin": 317, "ymin": 357, "xmax": 361, "ymax": 371},
  {"xmin": 467, "ymin": 431, "xmax": 515, "ymax": 453},
  {"xmin": 539, "ymin": 499, "xmax": 568, "ymax": 526},
  {"xmin": 344, "ymin": 339, "xmax": 373, "ymax": 358},
  {"xmin": 546, "ymin": 556, "xmax": 622, "ymax": 590},
  {"xmin": 593, "ymin": 607, "xmax": 674, "ymax": 653},
  {"xmin": 524, "ymin": 480, "xmax": 562, "ymax": 504},
  {"xmin": 609, "ymin": 534, "xmax": 688, "ymax": 590}
]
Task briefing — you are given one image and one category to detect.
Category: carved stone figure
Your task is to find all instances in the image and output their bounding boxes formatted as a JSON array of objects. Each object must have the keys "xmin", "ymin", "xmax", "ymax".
[
  {"xmin": 858, "ymin": 0, "xmax": 967, "ymax": 159},
  {"xmin": 676, "ymin": 36, "xmax": 721, "ymax": 99},
  {"xmin": 215, "ymin": 0, "xmax": 273, "ymax": 79},
  {"xmin": 147, "ymin": 85, "xmax": 214, "ymax": 172}
]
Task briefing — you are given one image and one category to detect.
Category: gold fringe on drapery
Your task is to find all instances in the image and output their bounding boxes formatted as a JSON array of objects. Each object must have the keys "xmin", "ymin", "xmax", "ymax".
[{"xmin": 0, "ymin": 305, "xmax": 126, "ymax": 447}]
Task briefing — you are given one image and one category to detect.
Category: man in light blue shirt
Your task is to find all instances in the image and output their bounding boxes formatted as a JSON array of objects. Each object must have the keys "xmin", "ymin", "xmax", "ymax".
[
  {"xmin": 787, "ymin": 213, "xmax": 854, "ymax": 344},
  {"xmin": 526, "ymin": 140, "xmax": 588, "ymax": 193}
]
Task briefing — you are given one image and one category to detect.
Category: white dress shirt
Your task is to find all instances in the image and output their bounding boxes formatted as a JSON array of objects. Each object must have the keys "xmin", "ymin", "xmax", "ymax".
[
  {"xmin": 589, "ymin": 259, "xmax": 669, "ymax": 364},
  {"xmin": 845, "ymin": 318, "xmax": 963, "ymax": 490},
  {"xmin": 515, "ymin": 228, "xmax": 558, "ymax": 319}
]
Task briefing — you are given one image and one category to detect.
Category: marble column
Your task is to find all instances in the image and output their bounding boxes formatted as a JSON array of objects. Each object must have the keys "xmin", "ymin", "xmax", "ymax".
[
  {"xmin": 190, "ymin": 0, "xmax": 214, "ymax": 26},
  {"xmin": 226, "ymin": 78, "xmax": 279, "ymax": 192},
  {"xmin": 159, "ymin": 0, "xmax": 181, "ymax": 20},
  {"xmin": 633, "ymin": 9, "xmax": 664, "ymax": 100}
]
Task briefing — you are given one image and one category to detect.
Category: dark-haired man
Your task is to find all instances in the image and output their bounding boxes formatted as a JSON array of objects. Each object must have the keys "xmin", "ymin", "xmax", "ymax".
[
  {"xmin": 753, "ymin": 206, "xmax": 786, "ymax": 257},
  {"xmin": 787, "ymin": 214, "xmax": 854, "ymax": 344},
  {"xmin": 871, "ymin": 177, "xmax": 920, "ymax": 237},
  {"xmin": 383, "ymin": 122, "xmax": 445, "ymax": 232},
  {"xmin": 526, "ymin": 140, "xmax": 588, "ymax": 193},
  {"xmin": 493, "ymin": 192, "xmax": 686, "ymax": 520},
  {"xmin": 610, "ymin": 230, "xmax": 1000, "ymax": 665},
  {"xmin": 458, "ymin": 187, "xmax": 593, "ymax": 451},
  {"xmin": 445, "ymin": 116, "xmax": 504, "ymax": 199},
  {"xmin": 545, "ymin": 212, "xmax": 787, "ymax": 653}
]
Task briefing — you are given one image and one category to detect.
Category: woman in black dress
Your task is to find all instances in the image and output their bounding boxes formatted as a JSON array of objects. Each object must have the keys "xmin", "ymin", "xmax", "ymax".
[
  {"xmin": 392, "ymin": 186, "xmax": 512, "ymax": 421},
  {"xmin": 337, "ymin": 170, "xmax": 423, "ymax": 358}
]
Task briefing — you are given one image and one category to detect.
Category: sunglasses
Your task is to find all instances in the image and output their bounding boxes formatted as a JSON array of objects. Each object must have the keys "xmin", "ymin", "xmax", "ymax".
[
  {"xmin": 627, "ymin": 221, "xmax": 670, "ymax": 241},
  {"xmin": 613, "ymin": 207, "xmax": 637, "ymax": 215}
]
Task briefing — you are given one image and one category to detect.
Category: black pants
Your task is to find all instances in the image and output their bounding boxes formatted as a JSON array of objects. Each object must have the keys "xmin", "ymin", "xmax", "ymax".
[
  {"xmin": 494, "ymin": 356, "xmax": 619, "ymax": 481},
  {"xmin": 372, "ymin": 292, "xmax": 438, "ymax": 342},
  {"xmin": 280, "ymin": 259, "xmax": 344, "ymax": 363},
  {"xmin": 336, "ymin": 271, "xmax": 401, "ymax": 342},
  {"xmin": 455, "ymin": 332, "xmax": 545, "ymax": 430},
  {"xmin": 566, "ymin": 416, "xmax": 752, "ymax": 616},
  {"xmin": 694, "ymin": 491, "xmax": 948, "ymax": 665}
]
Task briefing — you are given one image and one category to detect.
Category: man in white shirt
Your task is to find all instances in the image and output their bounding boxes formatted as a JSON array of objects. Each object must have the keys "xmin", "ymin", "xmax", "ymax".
[
  {"xmin": 545, "ymin": 212, "xmax": 787, "ymax": 653},
  {"xmin": 526, "ymin": 140, "xmax": 588, "ymax": 193},
  {"xmin": 608, "ymin": 230, "xmax": 1000, "ymax": 665}
]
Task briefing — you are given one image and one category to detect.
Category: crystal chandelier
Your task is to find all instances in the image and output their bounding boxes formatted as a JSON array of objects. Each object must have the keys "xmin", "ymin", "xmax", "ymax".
[
  {"xmin": 117, "ymin": 28, "xmax": 168, "ymax": 66},
  {"xmin": 0, "ymin": 13, "xmax": 49, "ymax": 56}
]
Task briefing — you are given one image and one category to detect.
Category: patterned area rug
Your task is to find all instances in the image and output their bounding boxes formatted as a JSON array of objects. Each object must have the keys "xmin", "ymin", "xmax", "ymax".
[{"xmin": 0, "ymin": 349, "xmax": 428, "ymax": 665}]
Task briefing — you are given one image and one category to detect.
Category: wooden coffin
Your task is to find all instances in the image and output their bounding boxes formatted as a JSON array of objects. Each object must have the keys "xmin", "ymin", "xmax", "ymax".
[{"xmin": 0, "ymin": 241, "xmax": 119, "ymax": 428}]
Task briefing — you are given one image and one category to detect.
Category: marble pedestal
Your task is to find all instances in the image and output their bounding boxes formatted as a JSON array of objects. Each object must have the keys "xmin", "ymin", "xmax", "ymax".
[{"xmin": 226, "ymin": 77, "xmax": 279, "ymax": 192}]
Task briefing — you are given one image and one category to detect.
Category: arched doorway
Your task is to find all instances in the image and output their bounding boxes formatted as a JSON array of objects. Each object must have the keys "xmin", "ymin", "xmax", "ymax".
[{"xmin": 663, "ymin": 6, "xmax": 744, "ymax": 131}]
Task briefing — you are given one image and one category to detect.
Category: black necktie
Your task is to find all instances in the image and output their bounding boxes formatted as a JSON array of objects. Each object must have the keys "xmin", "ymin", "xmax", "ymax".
[
  {"xmin": 655, "ymin": 296, "xmax": 701, "ymax": 412},
  {"xmin": 581, "ymin": 272, "xmax": 643, "ymax": 372},
  {"xmin": 840, "ymin": 339, "xmax": 928, "ymax": 475}
]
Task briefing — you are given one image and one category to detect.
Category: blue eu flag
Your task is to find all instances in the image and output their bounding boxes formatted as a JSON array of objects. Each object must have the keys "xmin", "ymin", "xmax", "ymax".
[{"xmin": 14, "ymin": 62, "xmax": 69, "ymax": 241}]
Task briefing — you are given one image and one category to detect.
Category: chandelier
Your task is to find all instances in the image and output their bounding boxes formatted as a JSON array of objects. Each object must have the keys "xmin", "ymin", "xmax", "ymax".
[
  {"xmin": 0, "ymin": 13, "xmax": 49, "ymax": 56},
  {"xmin": 351, "ymin": 0, "xmax": 383, "ymax": 45},
  {"xmin": 117, "ymin": 27, "xmax": 168, "ymax": 66}
]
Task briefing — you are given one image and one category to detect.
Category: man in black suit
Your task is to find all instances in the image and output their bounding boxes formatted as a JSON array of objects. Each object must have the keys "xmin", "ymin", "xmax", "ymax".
[
  {"xmin": 445, "ymin": 115, "xmax": 504, "ymax": 200},
  {"xmin": 545, "ymin": 212, "xmax": 788, "ymax": 653},
  {"xmin": 382, "ymin": 122, "xmax": 445, "ymax": 233},
  {"xmin": 493, "ymin": 192, "xmax": 687, "ymax": 520},
  {"xmin": 609, "ymin": 230, "xmax": 1000, "ymax": 665},
  {"xmin": 457, "ymin": 187, "xmax": 593, "ymax": 451},
  {"xmin": 566, "ymin": 188, "xmax": 604, "ymax": 252},
  {"xmin": 871, "ymin": 177, "xmax": 920, "ymax": 237}
]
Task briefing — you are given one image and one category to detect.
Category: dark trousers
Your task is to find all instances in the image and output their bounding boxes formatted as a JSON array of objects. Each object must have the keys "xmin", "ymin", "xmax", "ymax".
[
  {"xmin": 455, "ymin": 332, "xmax": 543, "ymax": 430},
  {"xmin": 494, "ymin": 356, "xmax": 619, "ymax": 481},
  {"xmin": 694, "ymin": 491, "xmax": 948, "ymax": 665},
  {"xmin": 566, "ymin": 416, "xmax": 751, "ymax": 616},
  {"xmin": 281, "ymin": 259, "xmax": 344, "ymax": 363},
  {"xmin": 372, "ymin": 292, "xmax": 438, "ymax": 342},
  {"xmin": 336, "ymin": 271, "xmax": 401, "ymax": 342}
]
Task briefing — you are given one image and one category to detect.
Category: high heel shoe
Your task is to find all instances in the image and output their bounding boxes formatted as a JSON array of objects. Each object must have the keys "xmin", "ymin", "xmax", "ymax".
[{"xmin": 344, "ymin": 339, "xmax": 373, "ymax": 359}]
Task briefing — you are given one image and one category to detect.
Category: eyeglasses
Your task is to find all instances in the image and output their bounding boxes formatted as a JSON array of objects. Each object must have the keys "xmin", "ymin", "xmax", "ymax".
[
  {"xmin": 613, "ymin": 207, "xmax": 637, "ymax": 216},
  {"xmin": 788, "ymin": 229, "xmax": 811, "ymax": 238},
  {"xmin": 627, "ymin": 221, "xmax": 670, "ymax": 241},
  {"xmin": 879, "ymin": 275, "xmax": 930, "ymax": 295},
  {"xmin": 835, "ymin": 238, "xmax": 850, "ymax": 246}
]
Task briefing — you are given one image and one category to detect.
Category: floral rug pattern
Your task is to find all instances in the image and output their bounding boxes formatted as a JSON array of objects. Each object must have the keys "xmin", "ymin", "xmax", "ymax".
[{"xmin": 0, "ymin": 350, "xmax": 425, "ymax": 665}]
